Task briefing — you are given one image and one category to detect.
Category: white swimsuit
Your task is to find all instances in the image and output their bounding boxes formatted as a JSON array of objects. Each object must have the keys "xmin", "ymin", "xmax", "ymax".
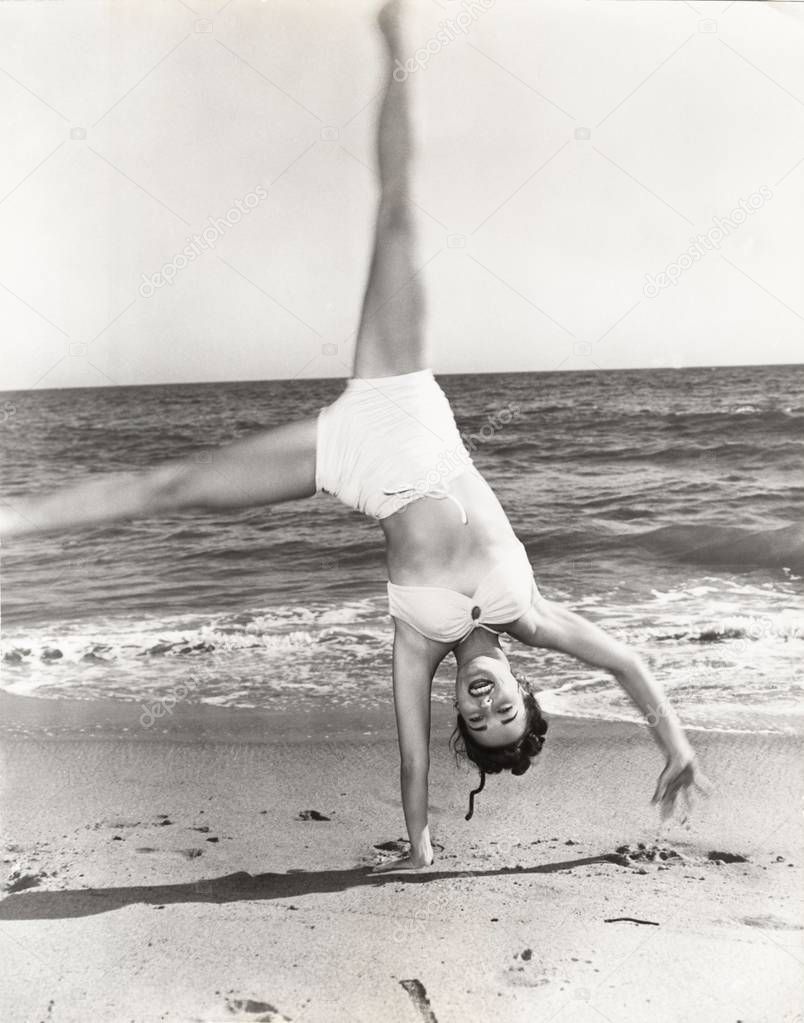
[
  {"xmin": 315, "ymin": 369, "xmax": 475, "ymax": 519},
  {"xmin": 387, "ymin": 542, "xmax": 537, "ymax": 644},
  {"xmin": 316, "ymin": 369, "xmax": 539, "ymax": 642}
]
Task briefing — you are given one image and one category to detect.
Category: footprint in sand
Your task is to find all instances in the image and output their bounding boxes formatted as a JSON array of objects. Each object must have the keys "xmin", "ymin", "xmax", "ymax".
[
  {"xmin": 742, "ymin": 914, "xmax": 804, "ymax": 931},
  {"xmin": 615, "ymin": 843, "xmax": 684, "ymax": 864},
  {"xmin": 100, "ymin": 818, "xmax": 142, "ymax": 830},
  {"xmin": 504, "ymin": 952, "xmax": 552, "ymax": 989},
  {"xmin": 4, "ymin": 867, "xmax": 47, "ymax": 894},
  {"xmin": 223, "ymin": 995, "xmax": 291, "ymax": 1021},
  {"xmin": 365, "ymin": 838, "xmax": 408, "ymax": 867},
  {"xmin": 134, "ymin": 847, "xmax": 203, "ymax": 859},
  {"xmin": 707, "ymin": 850, "xmax": 748, "ymax": 864},
  {"xmin": 373, "ymin": 839, "xmax": 409, "ymax": 855}
]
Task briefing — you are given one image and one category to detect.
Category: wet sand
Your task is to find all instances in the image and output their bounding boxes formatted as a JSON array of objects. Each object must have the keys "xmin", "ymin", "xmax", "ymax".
[{"xmin": 1, "ymin": 691, "xmax": 802, "ymax": 1023}]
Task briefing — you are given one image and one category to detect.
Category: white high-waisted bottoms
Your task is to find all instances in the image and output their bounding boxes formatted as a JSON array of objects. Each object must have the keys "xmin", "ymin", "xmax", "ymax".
[{"xmin": 315, "ymin": 369, "xmax": 475, "ymax": 519}]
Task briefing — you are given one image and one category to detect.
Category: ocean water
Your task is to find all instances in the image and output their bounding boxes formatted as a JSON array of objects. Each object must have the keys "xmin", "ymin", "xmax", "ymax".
[{"xmin": 1, "ymin": 365, "xmax": 802, "ymax": 734}]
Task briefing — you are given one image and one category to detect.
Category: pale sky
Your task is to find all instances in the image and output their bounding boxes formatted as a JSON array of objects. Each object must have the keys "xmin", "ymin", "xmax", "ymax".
[{"xmin": 0, "ymin": 0, "xmax": 803, "ymax": 391}]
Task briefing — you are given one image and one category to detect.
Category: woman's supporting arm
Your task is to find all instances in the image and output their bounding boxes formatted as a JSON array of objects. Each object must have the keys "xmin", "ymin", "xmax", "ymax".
[
  {"xmin": 373, "ymin": 620, "xmax": 447, "ymax": 872},
  {"xmin": 0, "ymin": 417, "xmax": 318, "ymax": 539}
]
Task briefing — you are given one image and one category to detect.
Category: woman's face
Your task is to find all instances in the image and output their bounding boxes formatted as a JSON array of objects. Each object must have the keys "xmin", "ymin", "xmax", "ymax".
[{"xmin": 455, "ymin": 651, "xmax": 528, "ymax": 748}]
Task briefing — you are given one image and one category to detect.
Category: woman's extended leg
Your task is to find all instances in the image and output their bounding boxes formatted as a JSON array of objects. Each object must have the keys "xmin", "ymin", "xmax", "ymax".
[
  {"xmin": 0, "ymin": 7, "xmax": 423, "ymax": 541},
  {"xmin": 0, "ymin": 417, "xmax": 318, "ymax": 538},
  {"xmin": 353, "ymin": 2, "xmax": 427, "ymax": 380}
]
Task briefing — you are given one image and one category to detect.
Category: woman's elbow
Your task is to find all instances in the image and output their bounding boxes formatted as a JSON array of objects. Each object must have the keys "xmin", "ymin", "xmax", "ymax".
[
  {"xmin": 400, "ymin": 754, "xmax": 430, "ymax": 778},
  {"xmin": 615, "ymin": 649, "xmax": 649, "ymax": 684}
]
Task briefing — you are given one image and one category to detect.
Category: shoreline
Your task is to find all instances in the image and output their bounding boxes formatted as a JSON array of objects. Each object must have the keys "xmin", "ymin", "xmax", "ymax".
[{"xmin": 1, "ymin": 689, "xmax": 800, "ymax": 743}]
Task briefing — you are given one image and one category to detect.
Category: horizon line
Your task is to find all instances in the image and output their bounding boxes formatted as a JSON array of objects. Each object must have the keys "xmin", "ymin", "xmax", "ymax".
[{"xmin": 2, "ymin": 360, "xmax": 802, "ymax": 395}]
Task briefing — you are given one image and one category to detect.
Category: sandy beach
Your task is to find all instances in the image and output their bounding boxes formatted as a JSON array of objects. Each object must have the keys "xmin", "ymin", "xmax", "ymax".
[{"xmin": 0, "ymin": 691, "xmax": 801, "ymax": 1023}]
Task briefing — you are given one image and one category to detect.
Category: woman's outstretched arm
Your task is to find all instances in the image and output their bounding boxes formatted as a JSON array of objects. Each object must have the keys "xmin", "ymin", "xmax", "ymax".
[
  {"xmin": 514, "ymin": 598, "xmax": 710, "ymax": 818},
  {"xmin": 0, "ymin": 417, "xmax": 317, "ymax": 539}
]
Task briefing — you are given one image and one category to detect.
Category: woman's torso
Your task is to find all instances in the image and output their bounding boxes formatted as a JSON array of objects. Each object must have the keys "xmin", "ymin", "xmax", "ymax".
[{"xmin": 380, "ymin": 467, "xmax": 523, "ymax": 595}]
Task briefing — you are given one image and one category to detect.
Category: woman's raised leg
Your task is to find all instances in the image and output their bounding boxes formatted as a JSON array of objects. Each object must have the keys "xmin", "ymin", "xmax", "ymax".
[
  {"xmin": 353, "ymin": 1, "xmax": 427, "ymax": 380},
  {"xmin": 0, "ymin": 417, "xmax": 318, "ymax": 539},
  {"xmin": 0, "ymin": 7, "xmax": 426, "ymax": 540}
]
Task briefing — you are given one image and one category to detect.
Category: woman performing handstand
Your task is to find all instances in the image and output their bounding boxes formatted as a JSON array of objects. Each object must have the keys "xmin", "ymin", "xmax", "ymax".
[{"xmin": 0, "ymin": 3, "xmax": 708, "ymax": 871}]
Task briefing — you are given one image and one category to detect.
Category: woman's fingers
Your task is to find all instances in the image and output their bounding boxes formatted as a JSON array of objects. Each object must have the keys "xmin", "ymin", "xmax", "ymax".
[
  {"xmin": 371, "ymin": 855, "xmax": 431, "ymax": 874},
  {"xmin": 653, "ymin": 759, "xmax": 713, "ymax": 820},
  {"xmin": 371, "ymin": 856, "xmax": 408, "ymax": 874},
  {"xmin": 660, "ymin": 787, "xmax": 681, "ymax": 820},
  {"xmin": 692, "ymin": 768, "xmax": 714, "ymax": 797}
]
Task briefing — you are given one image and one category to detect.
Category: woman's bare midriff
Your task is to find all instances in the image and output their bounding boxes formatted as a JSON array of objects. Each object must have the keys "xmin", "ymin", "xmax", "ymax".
[{"xmin": 381, "ymin": 469, "xmax": 523, "ymax": 593}]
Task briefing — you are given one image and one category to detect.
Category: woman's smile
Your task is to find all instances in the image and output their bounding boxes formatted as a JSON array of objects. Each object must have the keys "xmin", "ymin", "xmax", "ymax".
[{"xmin": 468, "ymin": 678, "xmax": 494, "ymax": 697}]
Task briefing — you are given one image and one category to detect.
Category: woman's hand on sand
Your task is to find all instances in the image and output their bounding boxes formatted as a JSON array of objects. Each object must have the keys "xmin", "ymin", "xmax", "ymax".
[
  {"xmin": 652, "ymin": 755, "xmax": 712, "ymax": 821},
  {"xmin": 371, "ymin": 852, "xmax": 433, "ymax": 874}
]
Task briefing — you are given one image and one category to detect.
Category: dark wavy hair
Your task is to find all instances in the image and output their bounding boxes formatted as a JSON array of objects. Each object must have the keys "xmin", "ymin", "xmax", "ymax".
[{"xmin": 450, "ymin": 679, "xmax": 548, "ymax": 820}]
